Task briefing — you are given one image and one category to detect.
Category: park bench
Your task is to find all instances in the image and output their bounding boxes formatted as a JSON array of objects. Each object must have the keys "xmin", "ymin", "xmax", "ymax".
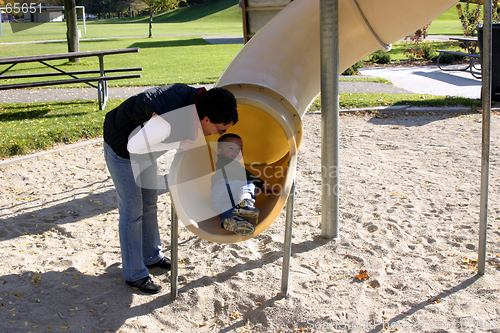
[
  {"xmin": 436, "ymin": 49, "xmax": 481, "ymax": 78},
  {"xmin": 436, "ymin": 36, "xmax": 481, "ymax": 79},
  {"xmin": 0, "ymin": 48, "xmax": 142, "ymax": 110}
]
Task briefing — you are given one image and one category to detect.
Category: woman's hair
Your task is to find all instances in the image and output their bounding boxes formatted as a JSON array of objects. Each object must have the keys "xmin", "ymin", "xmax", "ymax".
[{"xmin": 196, "ymin": 88, "xmax": 239, "ymax": 125}]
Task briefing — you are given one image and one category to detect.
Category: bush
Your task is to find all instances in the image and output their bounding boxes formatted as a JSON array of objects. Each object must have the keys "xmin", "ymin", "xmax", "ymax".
[
  {"xmin": 404, "ymin": 25, "xmax": 429, "ymax": 60},
  {"xmin": 421, "ymin": 42, "xmax": 437, "ymax": 60},
  {"xmin": 438, "ymin": 53, "xmax": 456, "ymax": 64},
  {"xmin": 342, "ymin": 60, "xmax": 364, "ymax": 75},
  {"xmin": 369, "ymin": 50, "xmax": 391, "ymax": 64}
]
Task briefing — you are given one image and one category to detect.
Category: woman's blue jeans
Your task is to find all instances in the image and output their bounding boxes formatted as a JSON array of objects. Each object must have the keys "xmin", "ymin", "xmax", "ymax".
[{"xmin": 103, "ymin": 142, "xmax": 164, "ymax": 282}]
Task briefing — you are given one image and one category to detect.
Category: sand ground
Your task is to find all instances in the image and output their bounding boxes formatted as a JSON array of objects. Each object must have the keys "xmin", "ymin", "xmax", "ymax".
[{"xmin": 0, "ymin": 111, "xmax": 499, "ymax": 333}]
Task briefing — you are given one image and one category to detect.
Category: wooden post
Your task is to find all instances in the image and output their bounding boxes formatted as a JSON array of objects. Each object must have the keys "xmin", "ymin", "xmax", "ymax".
[{"xmin": 64, "ymin": 0, "xmax": 80, "ymax": 63}]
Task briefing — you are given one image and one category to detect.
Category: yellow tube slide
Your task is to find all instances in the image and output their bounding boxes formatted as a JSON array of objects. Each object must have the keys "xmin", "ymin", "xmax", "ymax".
[{"xmin": 169, "ymin": 0, "xmax": 458, "ymax": 244}]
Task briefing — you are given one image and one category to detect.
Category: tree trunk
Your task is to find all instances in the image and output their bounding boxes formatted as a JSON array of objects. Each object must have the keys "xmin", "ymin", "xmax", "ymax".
[
  {"xmin": 64, "ymin": 0, "xmax": 79, "ymax": 63},
  {"xmin": 149, "ymin": 11, "xmax": 154, "ymax": 38}
]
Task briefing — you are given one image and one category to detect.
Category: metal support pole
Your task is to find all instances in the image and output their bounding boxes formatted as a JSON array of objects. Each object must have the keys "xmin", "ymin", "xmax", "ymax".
[
  {"xmin": 478, "ymin": 0, "xmax": 492, "ymax": 276},
  {"xmin": 280, "ymin": 181, "xmax": 295, "ymax": 297},
  {"xmin": 170, "ymin": 204, "xmax": 179, "ymax": 299},
  {"xmin": 320, "ymin": 0, "xmax": 339, "ymax": 239}
]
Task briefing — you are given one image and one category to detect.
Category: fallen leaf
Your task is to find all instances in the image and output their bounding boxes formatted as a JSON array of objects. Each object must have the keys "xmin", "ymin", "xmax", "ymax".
[
  {"xmin": 356, "ymin": 270, "xmax": 370, "ymax": 281},
  {"xmin": 429, "ymin": 296, "xmax": 441, "ymax": 304}
]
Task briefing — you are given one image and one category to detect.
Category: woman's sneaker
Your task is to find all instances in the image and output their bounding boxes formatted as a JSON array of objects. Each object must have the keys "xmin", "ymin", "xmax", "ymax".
[
  {"xmin": 223, "ymin": 216, "xmax": 255, "ymax": 236},
  {"xmin": 126, "ymin": 276, "xmax": 162, "ymax": 294},
  {"xmin": 233, "ymin": 199, "xmax": 260, "ymax": 219}
]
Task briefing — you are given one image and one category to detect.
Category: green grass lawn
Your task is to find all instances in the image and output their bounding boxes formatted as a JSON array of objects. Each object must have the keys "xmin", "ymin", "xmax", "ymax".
[
  {"xmin": 309, "ymin": 93, "xmax": 486, "ymax": 111},
  {"xmin": 0, "ymin": 99, "xmax": 123, "ymax": 157},
  {"xmin": 0, "ymin": 0, "xmax": 244, "ymax": 87},
  {"xmin": 0, "ymin": 37, "xmax": 243, "ymax": 86},
  {"xmin": 427, "ymin": 5, "xmax": 465, "ymax": 36},
  {"xmin": 0, "ymin": 0, "xmax": 242, "ymax": 43},
  {"xmin": 0, "ymin": 0, "xmax": 472, "ymax": 43},
  {"xmin": 0, "ymin": 37, "xmax": 462, "ymax": 88}
]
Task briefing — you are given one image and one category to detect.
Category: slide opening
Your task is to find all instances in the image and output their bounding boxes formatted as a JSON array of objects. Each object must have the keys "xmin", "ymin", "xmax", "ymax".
[{"xmin": 170, "ymin": 97, "xmax": 299, "ymax": 243}]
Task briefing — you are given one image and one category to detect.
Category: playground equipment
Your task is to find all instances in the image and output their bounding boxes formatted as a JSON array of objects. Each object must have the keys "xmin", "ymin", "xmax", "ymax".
[
  {"xmin": 168, "ymin": 0, "xmax": 459, "ymax": 297},
  {"xmin": 169, "ymin": 0, "xmax": 458, "ymax": 244}
]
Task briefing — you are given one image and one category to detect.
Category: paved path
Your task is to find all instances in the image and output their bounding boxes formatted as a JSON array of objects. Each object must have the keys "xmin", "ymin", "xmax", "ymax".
[
  {"xmin": 360, "ymin": 65, "xmax": 482, "ymax": 99},
  {"xmin": 0, "ymin": 80, "xmax": 412, "ymax": 104},
  {"xmin": 0, "ymin": 34, "xmax": 244, "ymax": 45}
]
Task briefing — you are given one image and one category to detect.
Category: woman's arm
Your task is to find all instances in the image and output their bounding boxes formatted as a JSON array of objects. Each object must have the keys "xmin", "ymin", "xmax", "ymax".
[{"xmin": 127, "ymin": 113, "xmax": 179, "ymax": 154}]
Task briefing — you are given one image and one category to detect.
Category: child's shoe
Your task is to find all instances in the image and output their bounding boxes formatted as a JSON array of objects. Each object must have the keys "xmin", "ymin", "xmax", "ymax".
[
  {"xmin": 233, "ymin": 199, "xmax": 260, "ymax": 219},
  {"xmin": 223, "ymin": 216, "xmax": 255, "ymax": 236}
]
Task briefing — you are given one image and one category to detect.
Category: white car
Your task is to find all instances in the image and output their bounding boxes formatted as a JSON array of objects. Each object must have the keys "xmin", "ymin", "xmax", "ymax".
[{"xmin": 85, "ymin": 14, "xmax": 98, "ymax": 19}]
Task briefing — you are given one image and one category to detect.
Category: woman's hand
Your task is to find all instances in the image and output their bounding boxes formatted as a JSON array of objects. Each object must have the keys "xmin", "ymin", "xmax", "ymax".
[{"xmin": 179, "ymin": 140, "xmax": 194, "ymax": 151}]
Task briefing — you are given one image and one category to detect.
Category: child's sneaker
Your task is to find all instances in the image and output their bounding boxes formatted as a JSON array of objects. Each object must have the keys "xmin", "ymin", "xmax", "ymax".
[
  {"xmin": 233, "ymin": 199, "xmax": 260, "ymax": 219},
  {"xmin": 223, "ymin": 216, "xmax": 255, "ymax": 236}
]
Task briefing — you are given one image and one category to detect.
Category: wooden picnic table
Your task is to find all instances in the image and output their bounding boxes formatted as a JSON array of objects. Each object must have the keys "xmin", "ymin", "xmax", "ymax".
[
  {"xmin": 0, "ymin": 48, "xmax": 142, "ymax": 110},
  {"xmin": 449, "ymin": 36, "xmax": 479, "ymax": 52}
]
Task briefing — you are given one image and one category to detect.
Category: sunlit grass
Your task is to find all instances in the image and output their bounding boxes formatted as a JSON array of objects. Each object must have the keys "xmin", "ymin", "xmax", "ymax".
[
  {"xmin": 308, "ymin": 93, "xmax": 489, "ymax": 111},
  {"xmin": 0, "ymin": 0, "xmax": 241, "ymax": 43},
  {"xmin": 0, "ymin": 99, "xmax": 123, "ymax": 157}
]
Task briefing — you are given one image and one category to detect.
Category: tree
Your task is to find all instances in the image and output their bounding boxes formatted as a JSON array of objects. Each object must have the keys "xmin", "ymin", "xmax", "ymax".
[
  {"xmin": 83, "ymin": 0, "xmax": 141, "ymax": 19},
  {"xmin": 456, "ymin": 0, "xmax": 500, "ymax": 37},
  {"xmin": 142, "ymin": 0, "xmax": 177, "ymax": 37},
  {"xmin": 64, "ymin": 0, "xmax": 80, "ymax": 63},
  {"xmin": 124, "ymin": 0, "xmax": 145, "ymax": 17}
]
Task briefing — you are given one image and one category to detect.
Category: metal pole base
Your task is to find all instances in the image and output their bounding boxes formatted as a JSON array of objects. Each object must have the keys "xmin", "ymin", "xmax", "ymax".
[
  {"xmin": 170, "ymin": 204, "xmax": 179, "ymax": 299},
  {"xmin": 280, "ymin": 181, "xmax": 295, "ymax": 297}
]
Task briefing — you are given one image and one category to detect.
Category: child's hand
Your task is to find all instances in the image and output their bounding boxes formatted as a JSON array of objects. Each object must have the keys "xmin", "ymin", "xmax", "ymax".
[{"xmin": 262, "ymin": 184, "xmax": 279, "ymax": 196}]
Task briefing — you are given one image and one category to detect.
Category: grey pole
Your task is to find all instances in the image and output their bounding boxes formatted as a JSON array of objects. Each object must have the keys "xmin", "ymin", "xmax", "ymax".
[
  {"xmin": 478, "ymin": 0, "xmax": 492, "ymax": 276},
  {"xmin": 280, "ymin": 181, "xmax": 295, "ymax": 297},
  {"xmin": 320, "ymin": 0, "xmax": 339, "ymax": 239},
  {"xmin": 170, "ymin": 204, "xmax": 179, "ymax": 299}
]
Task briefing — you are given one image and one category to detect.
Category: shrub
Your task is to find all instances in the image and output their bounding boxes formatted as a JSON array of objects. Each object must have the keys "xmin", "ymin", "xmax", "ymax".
[
  {"xmin": 438, "ymin": 54, "xmax": 456, "ymax": 64},
  {"xmin": 403, "ymin": 25, "xmax": 429, "ymax": 61},
  {"xmin": 342, "ymin": 60, "xmax": 364, "ymax": 75},
  {"xmin": 370, "ymin": 50, "xmax": 391, "ymax": 64},
  {"xmin": 421, "ymin": 42, "xmax": 437, "ymax": 60}
]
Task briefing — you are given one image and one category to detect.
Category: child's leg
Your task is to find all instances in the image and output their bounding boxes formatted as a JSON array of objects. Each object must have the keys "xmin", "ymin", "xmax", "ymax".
[
  {"xmin": 211, "ymin": 180, "xmax": 236, "ymax": 222},
  {"xmin": 238, "ymin": 181, "xmax": 257, "ymax": 201},
  {"xmin": 212, "ymin": 179, "xmax": 255, "ymax": 236},
  {"xmin": 233, "ymin": 181, "xmax": 260, "ymax": 219},
  {"xmin": 219, "ymin": 209, "xmax": 233, "ymax": 228}
]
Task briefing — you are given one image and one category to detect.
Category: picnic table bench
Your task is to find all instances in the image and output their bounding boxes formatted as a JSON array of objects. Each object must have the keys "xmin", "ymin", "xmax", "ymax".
[
  {"xmin": 0, "ymin": 48, "xmax": 142, "ymax": 109},
  {"xmin": 436, "ymin": 37, "xmax": 481, "ymax": 79}
]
